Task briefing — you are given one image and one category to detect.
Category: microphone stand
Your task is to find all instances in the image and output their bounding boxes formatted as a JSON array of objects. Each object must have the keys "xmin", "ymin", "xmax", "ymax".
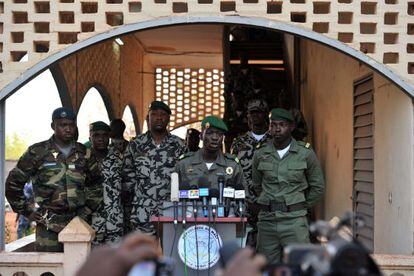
[{"xmin": 193, "ymin": 199, "xmax": 200, "ymax": 276}]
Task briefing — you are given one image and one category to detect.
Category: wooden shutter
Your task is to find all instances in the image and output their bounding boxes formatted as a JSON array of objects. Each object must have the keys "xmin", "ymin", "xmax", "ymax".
[{"xmin": 353, "ymin": 75, "xmax": 374, "ymax": 252}]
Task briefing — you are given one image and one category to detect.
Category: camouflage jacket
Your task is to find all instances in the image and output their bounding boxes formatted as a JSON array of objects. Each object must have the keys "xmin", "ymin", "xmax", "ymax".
[
  {"xmin": 122, "ymin": 131, "xmax": 187, "ymax": 233},
  {"xmin": 5, "ymin": 136, "xmax": 103, "ymax": 232},
  {"xmin": 230, "ymin": 131, "xmax": 272, "ymax": 200},
  {"xmin": 91, "ymin": 147, "xmax": 124, "ymax": 244}
]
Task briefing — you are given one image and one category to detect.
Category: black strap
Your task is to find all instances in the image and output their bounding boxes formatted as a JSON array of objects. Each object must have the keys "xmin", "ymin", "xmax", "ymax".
[{"xmin": 257, "ymin": 202, "xmax": 306, "ymax": 212}]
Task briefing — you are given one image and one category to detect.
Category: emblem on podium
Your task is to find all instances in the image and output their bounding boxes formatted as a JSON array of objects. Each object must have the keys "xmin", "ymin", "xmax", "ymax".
[{"xmin": 178, "ymin": 225, "xmax": 222, "ymax": 270}]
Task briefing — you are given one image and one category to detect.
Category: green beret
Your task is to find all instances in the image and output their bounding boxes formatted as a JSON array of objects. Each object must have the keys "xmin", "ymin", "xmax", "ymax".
[
  {"xmin": 89, "ymin": 121, "xmax": 111, "ymax": 132},
  {"xmin": 149, "ymin": 100, "xmax": 171, "ymax": 115},
  {"xmin": 52, "ymin": 107, "xmax": 76, "ymax": 121},
  {"xmin": 201, "ymin": 115, "xmax": 228, "ymax": 132},
  {"xmin": 270, "ymin": 108, "xmax": 294, "ymax": 122}
]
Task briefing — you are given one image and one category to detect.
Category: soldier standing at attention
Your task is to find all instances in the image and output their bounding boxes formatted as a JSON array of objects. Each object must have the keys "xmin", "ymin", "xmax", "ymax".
[
  {"xmin": 122, "ymin": 101, "xmax": 186, "ymax": 234},
  {"xmin": 176, "ymin": 116, "xmax": 244, "ymax": 192},
  {"xmin": 6, "ymin": 107, "xmax": 103, "ymax": 252},
  {"xmin": 230, "ymin": 99, "xmax": 271, "ymax": 248},
  {"xmin": 252, "ymin": 108, "xmax": 324, "ymax": 263},
  {"xmin": 89, "ymin": 121, "xmax": 124, "ymax": 245}
]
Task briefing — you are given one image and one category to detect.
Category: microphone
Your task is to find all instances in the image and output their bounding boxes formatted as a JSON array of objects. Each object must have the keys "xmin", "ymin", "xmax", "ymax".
[
  {"xmin": 189, "ymin": 184, "xmax": 199, "ymax": 218},
  {"xmin": 179, "ymin": 182, "xmax": 190, "ymax": 224},
  {"xmin": 210, "ymin": 188, "xmax": 220, "ymax": 218},
  {"xmin": 170, "ymin": 172, "xmax": 179, "ymax": 224},
  {"xmin": 224, "ymin": 179, "xmax": 235, "ymax": 217},
  {"xmin": 234, "ymin": 184, "xmax": 246, "ymax": 216},
  {"xmin": 198, "ymin": 177, "xmax": 210, "ymax": 217},
  {"xmin": 218, "ymin": 176, "xmax": 225, "ymax": 218}
]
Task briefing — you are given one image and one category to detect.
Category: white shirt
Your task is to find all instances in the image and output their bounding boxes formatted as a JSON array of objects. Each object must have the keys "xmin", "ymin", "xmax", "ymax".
[
  {"xmin": 205, "ymin": 162, "xmax": 214, "ymax": 170},
  {"xmin": 251, "ymin": 132, "xmax": 266, "ymax": 141},
  {"xmin": 277, "ymin": 143, "xmax": 291, "ymax": 158}
]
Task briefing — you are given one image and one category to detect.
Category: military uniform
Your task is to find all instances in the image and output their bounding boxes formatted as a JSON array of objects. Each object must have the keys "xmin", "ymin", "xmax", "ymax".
[
  {"xmin": 231, "ymin": 131, "xmax": 271, "ymax": 247},
  {"xmin": 176, "ymin": 150, "xmax": 245, "ymax": 189},
  {"xmin": 252, "ymin": 139, "xmax": 324, "ymax": 263},
  {"xmin": 122, "ymin": 132, "xmax": 186, "ymax": 234},
  {"xmin": 231, "ymin": 131, "xmax": 272, "ymax": 200},
  {"xmin": 6, "ymin": 137, "xmax": 103, "ymax": 252},
  {"xmin": 90, "ymin": 146, "xmax": 124, "ymax": 245}
]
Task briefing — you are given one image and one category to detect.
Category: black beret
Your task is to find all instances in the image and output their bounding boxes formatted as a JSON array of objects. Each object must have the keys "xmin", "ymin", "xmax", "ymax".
[
  {"xmin": 148, "ymin": 101, "xmax": 171, "ymax": 115},
  {"xmin": 52, "ymin": 107, "xmax": 76, "ymax": 121},
  {"xmin": 89, "ymin": 121, "xmax": 111, "ymax": 132}
]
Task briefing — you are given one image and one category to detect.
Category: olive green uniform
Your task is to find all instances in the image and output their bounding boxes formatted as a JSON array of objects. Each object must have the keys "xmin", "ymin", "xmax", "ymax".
[
  {"xmin": 252, "ymin": 139, "xmax": 324, "ymax": 263},
  {"xmin": 6, "ymin": 136, "xmax": 103, "ymax": 252},
  {"xmin": 176, "ymin": 149, "xmax": 245, "ymax": 190}
]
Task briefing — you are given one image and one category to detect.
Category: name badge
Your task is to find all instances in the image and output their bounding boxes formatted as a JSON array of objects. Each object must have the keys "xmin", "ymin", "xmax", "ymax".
[
  {"xmin": 68, "ymin": 164, "xmax": 76, "ymax": 170},
  {"xmin": 43, "ymin": 162, "xmax": 57, "ymax": 167}
]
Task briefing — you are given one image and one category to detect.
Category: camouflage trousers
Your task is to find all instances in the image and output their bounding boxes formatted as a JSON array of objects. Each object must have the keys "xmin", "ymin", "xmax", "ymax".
[{"xmin": 35, "ymin": 223, "xmax": 63, "ymax": 252}]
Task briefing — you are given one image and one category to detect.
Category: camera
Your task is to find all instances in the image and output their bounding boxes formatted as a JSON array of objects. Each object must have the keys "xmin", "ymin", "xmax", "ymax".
[
  {"xmin": 128, "ymin": 257, "xmax": 175, "ymax": 276},
  {"xmin": 220, "ymin": 212, "xmax": 382, "ymax": 276}
]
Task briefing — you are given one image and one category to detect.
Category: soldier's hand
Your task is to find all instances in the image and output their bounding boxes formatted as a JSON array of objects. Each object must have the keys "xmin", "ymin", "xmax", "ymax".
[{"xmin": 27, "ymin": 211, "xmax": 43, "ymax": 222}]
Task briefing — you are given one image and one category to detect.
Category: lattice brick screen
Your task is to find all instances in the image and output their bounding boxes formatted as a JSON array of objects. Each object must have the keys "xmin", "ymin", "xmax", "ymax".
[{"xmin": 155, "ymin": 68, "xmax": 225, "ymax": 130}]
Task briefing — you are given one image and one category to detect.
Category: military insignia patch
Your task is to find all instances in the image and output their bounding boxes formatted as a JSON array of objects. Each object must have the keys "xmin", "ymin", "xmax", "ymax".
[
  {"xmin": 68, "ymin": 164, "xmax": 75, "ymax": 170},
  {"xmin": 226, "ymin": 167, "xmax": 233, "ymax": 175},
  {"xmin": 305, "ymin": 143, "xmax": 311, "ymax": 148},
  {"xmin": 235, "ymin": 157, "xmax": 239, "ymax": 164}
]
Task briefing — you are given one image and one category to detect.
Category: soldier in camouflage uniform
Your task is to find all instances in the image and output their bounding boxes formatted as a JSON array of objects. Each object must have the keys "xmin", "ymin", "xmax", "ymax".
[
  {"xmin": 122, "ymin": 101, "xmax": 186, "ymax": 235},
  {"xmin": 89, "ymin": 121, "xmax": 124, "ymax": 245},
  {"xmin": 230, "ymin": 99, "xmax": 271, "ymax": 248},
  {"xmin": 6, "ymin": 108, "xmax": 103, "ymax": 252},
  {"xmin": 176, "ymin": 116, "xmax": 245, "ymax": 189}
]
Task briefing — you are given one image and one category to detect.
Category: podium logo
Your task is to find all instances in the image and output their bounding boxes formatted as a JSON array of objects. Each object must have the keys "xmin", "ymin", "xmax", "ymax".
[{"xmin": 178, "ymin": 225, "xmax": 222, "ymax": 270}]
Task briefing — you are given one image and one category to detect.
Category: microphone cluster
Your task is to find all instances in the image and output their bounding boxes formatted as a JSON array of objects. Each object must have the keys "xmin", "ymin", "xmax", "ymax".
[{"xmin": 170, "ymin": 174, "xmax": 246, "ymax": 220}]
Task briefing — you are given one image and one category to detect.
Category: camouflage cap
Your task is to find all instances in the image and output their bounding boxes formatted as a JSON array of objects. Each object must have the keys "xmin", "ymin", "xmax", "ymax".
[
  {"xmin": 89, "ymin": 121, "xmax": 111, "ymax": 132},
  {"xmin": 201, "ymin": 115, "xmax": 228, "ymax": 132},
  {"xmin": 148, "ymin": 100, "xmax": 171, "ymax": 115},
  {"xmin": 270, "ymin": 108, "xmax": 294, "ymax": 123},
  {"xmin": 52, "ymin": 107, "xmax": 76, "ymax": 121},
  {"xmin": 247, "ymin": 99, "xmax": 269, "ymax": 112}
]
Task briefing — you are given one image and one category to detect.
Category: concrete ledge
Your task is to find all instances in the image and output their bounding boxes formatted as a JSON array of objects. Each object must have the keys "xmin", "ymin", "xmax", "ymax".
[
  {"xmin": 373, "ymin": 254, "xmax": 414, "ymax": 275},
  {"xmin": 0, "ymin": 252, "xmax": 64, "ymax": 265}
]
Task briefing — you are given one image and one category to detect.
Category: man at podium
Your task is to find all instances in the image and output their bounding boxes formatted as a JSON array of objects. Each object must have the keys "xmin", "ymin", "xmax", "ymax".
[{"xmin": 176, "ymin": 115, "xmax": 244, "ymax": 190}]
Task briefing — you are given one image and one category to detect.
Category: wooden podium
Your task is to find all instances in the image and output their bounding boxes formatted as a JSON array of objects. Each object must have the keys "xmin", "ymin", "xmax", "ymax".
[{"xmin": 151, "ymin": 215, "xmax": 246, "ymax": 276}]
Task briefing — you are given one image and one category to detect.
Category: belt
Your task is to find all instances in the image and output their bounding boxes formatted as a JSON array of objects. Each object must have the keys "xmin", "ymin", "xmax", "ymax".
[{"xmin": 258, "ymin": 201, "xmax": 306, "ymax": 213}]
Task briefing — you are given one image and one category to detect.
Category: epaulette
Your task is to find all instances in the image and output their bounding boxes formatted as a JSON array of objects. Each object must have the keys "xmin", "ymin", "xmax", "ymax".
[
  {"xmin": 297, "ymin": 141, "xmax": 311, "ymax": 149},
  {"xmin": 256, "ymin": 142, "xmax": 266, "ymax": 149},
  {"xmin": 179, "ymin": 151, "xmax": 194, "ymax": 160},
  {"xmin": 225, "ymin": 153, "xmax": 239, "ymax": 164}
]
